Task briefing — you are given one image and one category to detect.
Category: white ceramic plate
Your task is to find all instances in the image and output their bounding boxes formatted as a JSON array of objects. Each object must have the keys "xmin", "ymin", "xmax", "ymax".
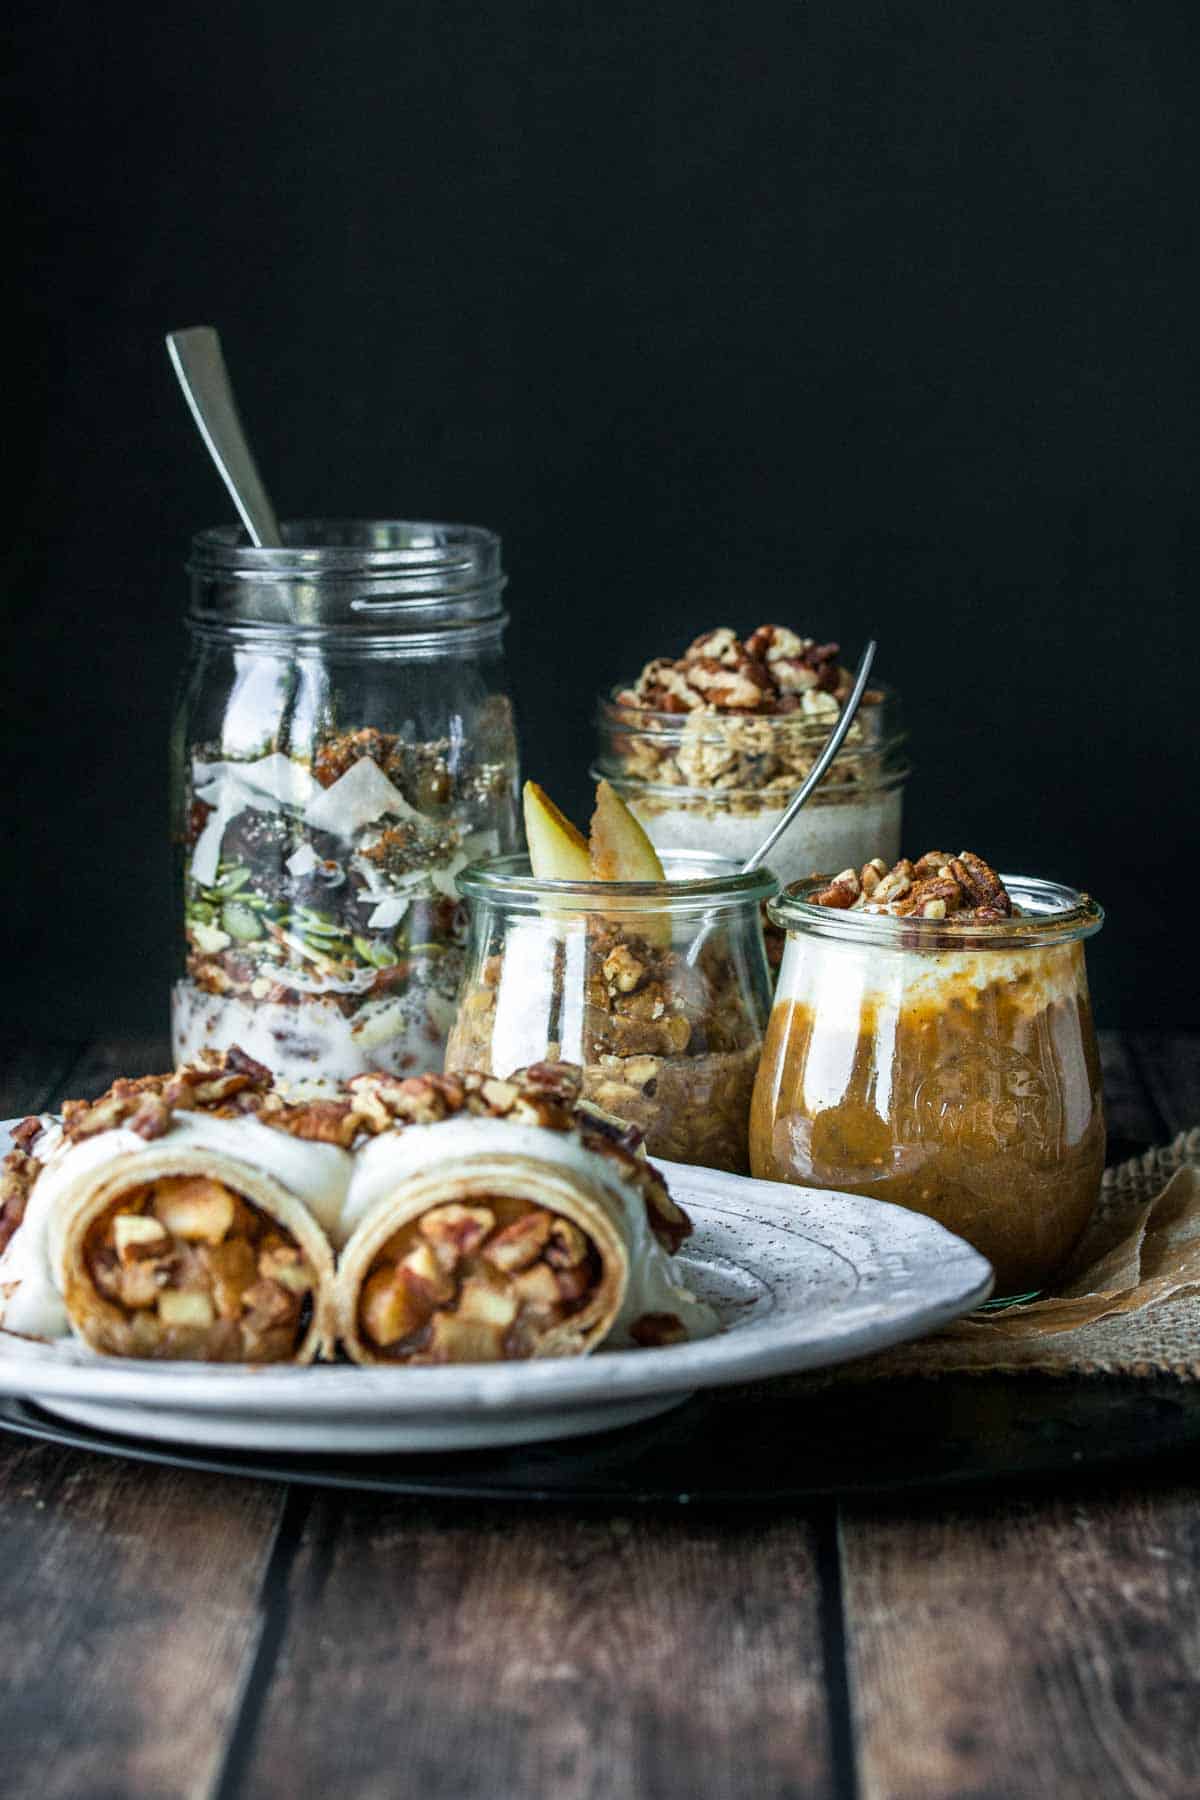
[{"xmin": 0, "ymin": 1130, "xmax": 992, "ymax": 1452}]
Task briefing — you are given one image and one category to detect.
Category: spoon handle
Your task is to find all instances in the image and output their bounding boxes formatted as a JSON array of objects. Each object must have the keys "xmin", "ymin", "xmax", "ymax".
[
  {"xmin": 165, "ymin": 326, "xmax": 282, "ymax": 548},
  {"xmin": 741, "ymin": 638, "xmax": 878, "ymax": 874}
]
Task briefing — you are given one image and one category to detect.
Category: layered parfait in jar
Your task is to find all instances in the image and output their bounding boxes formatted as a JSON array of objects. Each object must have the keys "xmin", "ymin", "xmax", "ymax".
[
  {"xmin": 750, "ymin": 851, "xmax": 1105, "ymax": 1297},
  {"xmin": 445, "ymin": 780, "xmax": 775, "ymax": 1172},
  {"xmin": 595, "ymin": 626, "xmax": 907, "ymax": 933},
  {"xmin": 173, "ymin": 723, "xmax": 515, "ymax": 1093}
]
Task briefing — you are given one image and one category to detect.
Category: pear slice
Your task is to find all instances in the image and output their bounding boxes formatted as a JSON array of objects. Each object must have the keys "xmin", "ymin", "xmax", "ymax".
[
  {"xmin": 589, "ymin": 780, "xmax": 666, "ymax": 882},
  {"xmin": 523, "ymin": 781, "xmax": 592, "ymax": 882},
  {"xmin": 590, "ymin": 780, "xmax": 670, "ymax": 945}
]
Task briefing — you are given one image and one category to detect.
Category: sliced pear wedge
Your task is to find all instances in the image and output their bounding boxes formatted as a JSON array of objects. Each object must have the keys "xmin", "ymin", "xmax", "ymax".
[
  {"xmin": 523, "ymin": 781, "xmax": 592, "ymax": 881},
  {"xmin": 589, "ymin": 780, "xmax": 666, "ymax": 882},
  {"xmin": 590, "ymin": 780, "xmax": 670, "ymax": 945}
]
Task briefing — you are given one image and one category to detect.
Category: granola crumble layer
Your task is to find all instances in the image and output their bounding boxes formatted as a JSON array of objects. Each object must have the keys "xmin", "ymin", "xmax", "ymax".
[{"xmin": 445, "ymin": 918, "xmax": 768, "ymax": 1175}]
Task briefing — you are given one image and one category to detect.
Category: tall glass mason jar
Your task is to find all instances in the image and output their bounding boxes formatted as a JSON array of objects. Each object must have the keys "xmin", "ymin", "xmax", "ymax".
[
  {"xmin": 170, "ymin": 521, "xmax": 519, "ymax": 1094},
  {"xmin": 445, "ymin": 851, "xmax": 776, "ymax": 1173},
  {"xmin": 750, "ymin": 876, "xmax": 1105, "ymax": 1297},
  {"xmin": 593, "ymin": 683, "xmax": 908, "ymax": 888}
]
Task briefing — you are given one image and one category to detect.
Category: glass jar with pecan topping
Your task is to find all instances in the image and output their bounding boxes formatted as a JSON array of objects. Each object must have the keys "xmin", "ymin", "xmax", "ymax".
[
  {"xmin": 750, "ymin": 873, "xmax": 1106, "ymax": 1297},
  {"xmin": 445, "ymin": 852, "xmax": 777, "ymax": 1173},
  {"xmin": 593, "ymin": 628, "xmax": 908, "ymax": 889},
  {"xmin": 170, "ymin": 522, "xmax": 519, "ymax": 1095}
]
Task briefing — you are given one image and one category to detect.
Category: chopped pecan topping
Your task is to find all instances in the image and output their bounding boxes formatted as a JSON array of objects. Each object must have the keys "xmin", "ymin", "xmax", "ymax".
[
  {"xmin": 0, "ymin": 1151, "xmax": 39, "ymax": 1256},
  {"xmin": 29, "ymin": 1050, "xmax": 694, "ymax": 1275},
  {"xmin": 813, "ymin": 851, "xmax": 1014, "ymax": 921},
  {"xmin": 619, "ymin": 625, "xmax": 848, "ymax": 719}
]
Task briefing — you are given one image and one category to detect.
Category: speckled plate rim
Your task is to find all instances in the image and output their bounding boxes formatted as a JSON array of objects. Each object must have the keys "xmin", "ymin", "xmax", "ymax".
[{"xmin": 0, "ymin": 1126, "xmax": 993, "ymax": 1423}]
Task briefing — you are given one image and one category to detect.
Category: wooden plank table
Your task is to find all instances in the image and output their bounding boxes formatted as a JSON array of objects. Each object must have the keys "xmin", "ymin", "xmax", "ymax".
[{"xmin": 0, "ymin": 1031, "xmax": 1196, "ymax": 1800}]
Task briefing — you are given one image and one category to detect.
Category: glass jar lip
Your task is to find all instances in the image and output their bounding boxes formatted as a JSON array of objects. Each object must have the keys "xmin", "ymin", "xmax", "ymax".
[
  {"xmin": 190, "ymin": 518, "xmax": 502, "ymax": 579},
  {"xmin": 457, "ymin": 849, "xmax": 778, "ymax": 913},
  {"xmin": 598, "ymin": 677, "xmax": 900, "ymax": 732},
  {"xmin": 187, "ymin": 520, "xmax": 507, "ymax": 632},
  {"xmin": 768, "ymin": 874, "xmax": 1104, "ymax": 950}
]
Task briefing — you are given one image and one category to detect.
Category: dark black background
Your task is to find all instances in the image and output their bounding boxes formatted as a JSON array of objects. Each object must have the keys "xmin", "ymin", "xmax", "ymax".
[{"xmin": 6, "ymin": 2, "xmax": 1198, "ymax": 1034}]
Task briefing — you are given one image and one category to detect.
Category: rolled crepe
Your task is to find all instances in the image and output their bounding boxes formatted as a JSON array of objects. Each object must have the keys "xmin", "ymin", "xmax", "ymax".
[
  {"xmin": 0, "ymin": 1112, "xmax": 350, "ymax": 1363},
  {"xmin": 335, "ymin": 1117, "xmax": 719, "ymax": 1364}
]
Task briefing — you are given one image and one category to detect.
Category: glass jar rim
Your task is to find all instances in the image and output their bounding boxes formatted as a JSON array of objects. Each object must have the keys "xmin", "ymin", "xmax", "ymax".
[
  {"xmin": 457, "ymin": 849, "xmax": 778, "ymax": 914},
  {"xmin": 189, "ymin": 518, "xmax": 502, "ymax": 578},
  {"xmin": 768, "ymin": 874, "xmax": 1103, "ymax": 950},
  {"xmin": 187, "ymin": 519, "xmax": 506, "ymax": 632}
]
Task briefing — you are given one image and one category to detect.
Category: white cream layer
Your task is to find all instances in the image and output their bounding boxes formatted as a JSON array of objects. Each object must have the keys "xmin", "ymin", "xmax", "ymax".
[
  {"xmin": 341, "ymin": 1118, "xmax": 718, "ymax": 1345},
  {"xmin": 0, "ymin": 1114, "xmax": 353, "ymax": 1341},
  {"xmin": 775, "ymin": 934, "xmax": 1087, "ymax": 1019},
  {"xmin": 634, "ymin": 788, "xmax": 902, "ymax": 887}
]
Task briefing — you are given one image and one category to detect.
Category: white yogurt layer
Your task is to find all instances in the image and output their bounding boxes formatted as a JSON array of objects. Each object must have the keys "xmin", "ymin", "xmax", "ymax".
[
  {"xmin": 775, "ymin": 933, "xmax": 1087, "ymax": 1019},
  {"xmin": 342, "ymin": 1118, "xmax": 718, "ymax": 1344},
  {"xmin": 633, "ymin": 788, "xmax": 902, "ymax": 887},
  {"xmin": 0, "ymin": 1114, "xmax": 353, "ymax": 1341},
  {"xmin": 171, "ymin": 978, "xmax": 463, "ymax": 1098}
]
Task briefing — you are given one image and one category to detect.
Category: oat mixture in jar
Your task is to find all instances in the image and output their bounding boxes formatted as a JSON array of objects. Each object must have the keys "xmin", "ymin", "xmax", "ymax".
[
  {"xmin": 170, "ymin": 522, "xmax": 519, "ymax": 1094},
  {"xmin": 594, "ymin": 626, "xmax": 908, "ymax": 901},
  {"xmin": 750, "ymin": 853, "xmax": 1106, "ymax": 1297},
  {"xmin": 445, "ymin": 852, "xmax": 776, "ymax": 1173}
]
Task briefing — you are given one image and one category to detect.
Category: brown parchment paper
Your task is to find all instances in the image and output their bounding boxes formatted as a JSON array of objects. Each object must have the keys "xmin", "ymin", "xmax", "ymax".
[{"xmin": 809, "ymin": 1128, "xmax": 1200, "ymax": 1385}]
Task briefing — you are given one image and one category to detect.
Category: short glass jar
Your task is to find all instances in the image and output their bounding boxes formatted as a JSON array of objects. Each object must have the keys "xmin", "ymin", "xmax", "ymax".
[
  {"xmin": 170, "ymin": 521, "xmax": 519, "ymax": 1094},
  {"xmin": 446, "ymin": 852, "xmax": 777, "ymax": 1173},
  {"xmin": 750, "ymin": 877, "xmax": 1105, "ymax": 1297},
  {"xmin": 593, "ymin": 683, "xmax": 908, "ymax": 887}
]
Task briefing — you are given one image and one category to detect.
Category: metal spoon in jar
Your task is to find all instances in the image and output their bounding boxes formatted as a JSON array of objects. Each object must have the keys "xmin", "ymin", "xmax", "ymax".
[
  {"xmin": 740, "ymin": 636, "xmax": 877, "ymax": 875},
  {"xmin": 165, "ymin": 325, "xmax": 282, "ymax": 548},
  {"xmin": 684, "ymin": 637, "xmax": 877, "ymax": 967}
]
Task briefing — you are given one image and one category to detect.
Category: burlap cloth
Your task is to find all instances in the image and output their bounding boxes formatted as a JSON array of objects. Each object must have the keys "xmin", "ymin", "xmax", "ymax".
[{"xmin": 822, "ymin": 1128, "xmax": 1200, "ymax": 1383}]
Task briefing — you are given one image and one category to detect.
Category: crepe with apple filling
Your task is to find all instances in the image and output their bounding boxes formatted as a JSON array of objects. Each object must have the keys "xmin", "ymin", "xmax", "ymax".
[
  {"xmin": 0, "ymin": 1050, "xmax": 348, "ymax": 1362},
  {"xmin": 334, "ymin": 1064, "xmax": 718, "ymax": 1364}
]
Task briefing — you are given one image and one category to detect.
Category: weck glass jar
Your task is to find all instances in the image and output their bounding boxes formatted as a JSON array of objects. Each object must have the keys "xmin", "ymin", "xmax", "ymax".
[
  {"xmin": 593, "ymin": 682, "xmax": 909, "ymax": 888},
  {"xmin": 750, "ymin": 876, "xmax": 1105, "ymax": 1296},
  {"xmin": 446, "ymin": 851, "xmax": 777, "ymax": 1172},
  {"xmin": 170, "ymin": 521, "xmax": 519, "ymax": 1094}
]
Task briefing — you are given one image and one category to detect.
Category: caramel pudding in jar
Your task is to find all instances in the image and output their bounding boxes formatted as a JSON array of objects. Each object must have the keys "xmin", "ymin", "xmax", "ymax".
[{"xmin": 750, "ymin": 852, "xmax": 1105, "ymax": 1296}]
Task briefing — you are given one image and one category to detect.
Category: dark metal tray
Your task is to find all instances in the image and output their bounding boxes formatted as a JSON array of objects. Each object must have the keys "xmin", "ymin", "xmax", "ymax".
[{"xmin": 4, "ymin": 1374, "xmax": 1199, "ymax": 1504}]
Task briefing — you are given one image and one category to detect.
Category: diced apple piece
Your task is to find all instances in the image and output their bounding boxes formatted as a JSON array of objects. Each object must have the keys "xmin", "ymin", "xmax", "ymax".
[
  {"xmin": 511, "ymin": 1262, "xmax": 563, "ymax": 1312},
  {"xmin": 360, "ymin": 1266, "xmax": 429, "ymax": 1348},
  {"xmin": 157, "ymin": 1290, "xmax": 216, "ymax": 1328},
  {"xmin": 399, "ymin": 1242, "xmax": 456, "ymax": 1306},
  {"xmin": 456, "ymin": 1276, "xmax": 519, "ymax": 1329},
  {"xmin": 113, "ymin": 1213, "xmax": 170, "ymax": 1261},
  {"xmin": 117, "ymin": 1260, "xmax": 164, "ymax": 1310},
  {"xmin": 589, "ymin": 780, "xmax": 665, "ymax": 882},
  {"xmin": 425, "ymin": 1312, "xmax": 508, "ymax": 1363},
  {"xmin": 151, "ymin": 1177, "xmax": 236, "ymax": 1245},
  {"xmin": 523, "ymin": 781, "xmax": 592, "ymax": 881},
  {"xmin": 258, "ymin": 1240, "xmax": 315, "ymax": 1296}
]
